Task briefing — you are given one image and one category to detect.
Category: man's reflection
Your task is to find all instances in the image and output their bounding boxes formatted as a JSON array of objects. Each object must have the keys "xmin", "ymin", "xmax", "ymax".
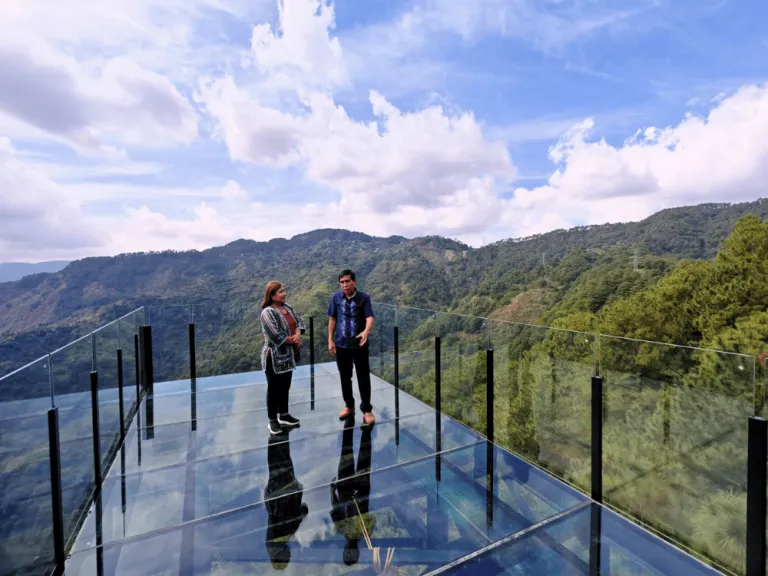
[
  {"xmin": 264, "ymin": 433, "xmax": 309, "ymax": 570},
  {"xmin": 331, "ymin": 418, "xmax": 374, "ymax": 566}
]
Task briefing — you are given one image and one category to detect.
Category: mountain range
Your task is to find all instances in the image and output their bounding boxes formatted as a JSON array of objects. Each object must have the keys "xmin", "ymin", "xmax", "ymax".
[{"xmin": 1, "ymin": 198, "xmax": 768, "ymax": 378}]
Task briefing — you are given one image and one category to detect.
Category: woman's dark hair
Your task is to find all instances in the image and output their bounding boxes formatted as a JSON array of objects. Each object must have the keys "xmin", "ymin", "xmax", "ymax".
[
  {"xmin": 261, "ymin": 280, "xmax": 283, "ymax": 309},
  {"xmin": 339, "ymin": 269, "xmax": 356, "ymax": 281}
]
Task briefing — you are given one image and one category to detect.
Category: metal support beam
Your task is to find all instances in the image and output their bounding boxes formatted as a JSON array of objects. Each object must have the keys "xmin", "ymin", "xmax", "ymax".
[
  {"xmin": 435, "ymin": 336, "xmax": 442, "ymax": 482},
  {"xmin": 117, "ymin": 349, "xmax": 125, "ymax": 444},
  {"xmin": 394, "ymin": 325, "xmax": 400, "ymax": 446},
  {"xmin": 189, "ymin": 322, "xmax": 196, "ymax": 381},
  {"xmin": 90, "ymin": 371, "xmax": 102, "ymax": 495},
  {"xmin": 309, "ymin": 316, "xmax": 315, "ymax": 410},
  {"xmin": 486, "ymin": 349, "xmax": 494, "ymax": 443},
  {"xmin": 747, "ymin": 415, "xmax": 767, "ymax": 576},
  {"xmin": 591, "ymin": 375, "xmax": 604, "ymax": 503},
  {"xmin": 48, "ymin": 408, "xmax": 65, "ymax": 574}
]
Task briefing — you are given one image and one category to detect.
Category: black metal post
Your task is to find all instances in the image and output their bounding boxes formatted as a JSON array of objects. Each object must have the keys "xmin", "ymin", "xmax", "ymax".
[
  {"xmin": 48, "ymin": 408, "xmax": 65, "ymax": 573},
  {"xmin": 189, "ymin": 321, "xmax": 197, "ymax": 430},
  {"xmin": 189, "ymin": 322, "xmax": 196, "ymax": 381},
  {"xmin": 486, "ymin": 348, "xmax": 494, "ymax": 443},
  {"xmin": 394, "ymin": 326, "xmax": 400, "ymax": 446},
  {"xmin": 134, "ymin": 333, "xmax": 140, "ymax": 404},
  {"xmin": 435, "ymin": 336, "xmax": 442, "ymax": 415},
  {"xmin": 310, "ymin": 316, "xmax": 315, "ymax": 410},
  {"xmin": 139, "ymin": 325, "xmax": 154, "ymax": 392},
  {"xmin": 435, "ymin": 336, "xmax": 442, "ymax": 482},
  {"xmin": 747, "ymin": 415, "xmax": 767, "ymax": 576},
  {"xmin": 117, "ymin": 348, "xmax": 125, "ymax": 444},
  {"xmin": 591, "ymin": 375, "xmax": 604, "ymax": 503},
  {"xmin": 90, "ymin": 371, "xmax": 103, "ymax": 495}
]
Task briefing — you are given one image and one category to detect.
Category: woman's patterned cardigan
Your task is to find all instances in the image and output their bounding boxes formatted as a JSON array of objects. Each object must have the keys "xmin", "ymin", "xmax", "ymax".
[{"xmin": 260, "ymin": 303, "xmax": 306, "ymax": 375}]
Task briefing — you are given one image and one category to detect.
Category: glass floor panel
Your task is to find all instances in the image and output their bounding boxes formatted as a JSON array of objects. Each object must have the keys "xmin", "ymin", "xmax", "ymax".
[
  {"xmin": 65, "ymin": 442, "xmax": 587, "ymax": 575},
  {"xmin": 72, "ymin": 412, "xmax": 483, "ymax": 552},
  {"xmin": 147, "ymin": 362, "xmax": 340, "ymax": 399},
  {"xmin": 63, "ymin": 370, "xmax": 726, "ymax": 576},
  {"xmin": 436, "ymin": 503, "xmax": 722, "ymax": 576},
  {"xmin": 139, "ymin": 371, "xmax": 386, "ymax": 427},
  {"xmin": 110, "ymin": 384, "xmax": 427, "ymax": 475}
]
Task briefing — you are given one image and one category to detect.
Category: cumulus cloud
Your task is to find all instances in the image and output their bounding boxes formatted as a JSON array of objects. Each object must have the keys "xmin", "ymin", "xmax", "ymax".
[
  {"xmin": 250, "ymin": 0, "xmax": 346, "ymax": 89},
  {"xmin": 200, "ymin": 0, "xmax": 515, "ymax": 236},
  {"xmin": 1, "ymin": 0, "xmax": 766, "ymax": 262},
  {"xmin": 503, "ymin": 83, "xmax": 768, "ymax": 237}
]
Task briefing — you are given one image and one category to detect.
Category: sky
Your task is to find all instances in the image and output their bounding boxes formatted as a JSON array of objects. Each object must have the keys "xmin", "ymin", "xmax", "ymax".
[{"xmin": 1, "ymin": 0, "xmax": 767, "ymax": 262}]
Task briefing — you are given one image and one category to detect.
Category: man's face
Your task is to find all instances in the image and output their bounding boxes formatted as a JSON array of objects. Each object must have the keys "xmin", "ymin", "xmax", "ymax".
[{"xmin": 339, "ymin": 275, "xmax": 356, "ymax": 295}]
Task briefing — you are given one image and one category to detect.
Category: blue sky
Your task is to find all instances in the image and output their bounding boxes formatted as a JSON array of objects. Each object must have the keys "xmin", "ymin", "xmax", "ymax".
[{"xmin": 1, "ymin": 0, "xmax": 767, "ymax": 261}]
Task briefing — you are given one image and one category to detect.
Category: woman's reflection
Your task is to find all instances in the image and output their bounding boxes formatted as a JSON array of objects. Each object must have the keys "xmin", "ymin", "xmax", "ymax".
[
  {"xmin": 331, "ymin": 418, "xmax": 374, "ymax": 566},
  {"xmin": 264, "ymin": 434, "xmax": 309, "ymax": 570}
]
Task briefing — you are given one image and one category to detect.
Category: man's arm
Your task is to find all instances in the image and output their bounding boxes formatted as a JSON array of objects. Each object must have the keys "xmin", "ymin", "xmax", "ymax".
[{"xmin": 328, "ymin": 316, "xmax": 337, "ymax": 356}]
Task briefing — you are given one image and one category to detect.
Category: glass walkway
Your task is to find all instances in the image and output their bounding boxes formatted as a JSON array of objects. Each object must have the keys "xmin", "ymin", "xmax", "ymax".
[{"xmin": 62, "ymin": 363, "xmax": 722, "ymax": 575}]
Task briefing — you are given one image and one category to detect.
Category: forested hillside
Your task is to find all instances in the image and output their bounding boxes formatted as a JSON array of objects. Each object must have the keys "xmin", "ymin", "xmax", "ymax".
[
  {"xmin": 1, "ymin": 198, "xmax": 767, "ymax": 378},
  {"xmin": 390, "ymin": 213, "xmax": 768, "ymax": 574}
]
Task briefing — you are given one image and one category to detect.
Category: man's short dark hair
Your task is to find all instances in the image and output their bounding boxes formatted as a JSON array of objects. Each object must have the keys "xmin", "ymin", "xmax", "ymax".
[{"xmin": 339, "ymin": 269, "xmax": 356, "ymax": 281}]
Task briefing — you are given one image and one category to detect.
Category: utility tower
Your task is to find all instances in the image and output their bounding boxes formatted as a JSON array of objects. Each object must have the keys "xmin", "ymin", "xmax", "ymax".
[{"xmin": 633, "ymin": 249, "xmax": 639, "ymax": 272}]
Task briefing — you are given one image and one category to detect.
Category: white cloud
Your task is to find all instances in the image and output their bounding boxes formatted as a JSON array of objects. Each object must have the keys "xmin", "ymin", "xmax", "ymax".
[
  {"xmin": 0, "ymin": 40, "xmax": 198, "ymax": 155},
  {"xmin": 0, "ymin": 138, "xmax": 107, "ymax": 260},
  {"xmin": 250, "ymin": 0, "xmax": 346, "ymax": 89},
  {"xmin": 503, "ymin": 83, "xmax": 768, "ymax": 237},
  {"xmin": 4, "ymin": 81, "xmax": 767, "ymax": 261},
  {"xmin": 1, "ymin": 0, "xmax": 766, "ymax": 263},
  {"xmin": 200, "ymin": 0, "xmax": 515, "ymax": 236}
]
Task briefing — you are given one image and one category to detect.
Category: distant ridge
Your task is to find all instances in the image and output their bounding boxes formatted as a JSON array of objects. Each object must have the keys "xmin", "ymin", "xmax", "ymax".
[
  {"xmin": 1, "ymin": 198, "xmax": 767, "ymax": 378},
  {"xmin": 0, "ymin": 261, "xmax": 70, "ymax": 283}
]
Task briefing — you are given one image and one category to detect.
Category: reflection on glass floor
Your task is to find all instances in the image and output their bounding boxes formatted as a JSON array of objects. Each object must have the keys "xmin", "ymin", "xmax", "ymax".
[{"xmin": 65, "ymin": 363, "xmax": 723, "ymax": 575}]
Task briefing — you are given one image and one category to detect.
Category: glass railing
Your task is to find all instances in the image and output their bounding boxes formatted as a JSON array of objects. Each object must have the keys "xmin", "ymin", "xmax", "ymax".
[
  {"xmin": 491, "ymin": 321, "xmax": 595, "ymax": 494},
  {"xmin": 0, "ymin": 308, "xmax": 144, "ymax": 576},
  {"xmin": 600, "ymin": 336, "xmax": 754, "ymax": 575},
  {"xmin": 1, "ymin": 299, "xmax": 765, "ymax": 576},
  {"xmin": 366, "ymin": 302, "xmax": 759, "ymax": 575}
]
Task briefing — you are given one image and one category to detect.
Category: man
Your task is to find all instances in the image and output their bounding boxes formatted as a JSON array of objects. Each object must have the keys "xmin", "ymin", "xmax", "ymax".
[{"xmin": 328, "ymin": 269, "xmax": 375, "ymax": 425}]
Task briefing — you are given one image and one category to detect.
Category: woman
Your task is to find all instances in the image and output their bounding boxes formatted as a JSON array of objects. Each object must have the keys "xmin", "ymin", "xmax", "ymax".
[{"xmin": 261, "ymin": 281, "xmax": 305, "ymax": 435}]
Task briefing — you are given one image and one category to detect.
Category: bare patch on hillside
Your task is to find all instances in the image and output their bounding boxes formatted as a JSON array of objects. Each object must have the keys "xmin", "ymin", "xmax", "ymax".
[{"xmin": 489, "ymin": 288, "xmax": 551, "ymax": 324}]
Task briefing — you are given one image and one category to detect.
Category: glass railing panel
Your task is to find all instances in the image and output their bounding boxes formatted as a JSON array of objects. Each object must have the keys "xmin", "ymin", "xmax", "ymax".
[
  {"xmin": 0, "ymin": 353, "xmax": 59, "ymax": 575},
  {"xmin": 491, "ymin": 321, "xmax": 595, "ymax": 494},
  {"xmin": 600, "ymin": 335, "xmax": 754, "ymax": 575},
  {"xmin": 133, "ymin": 306, "xmax": 145, "ymax": 327},
  {"xmin": 92, "ymin": 321, "xmax": 122, "ymax": 480},
  {"xmin": 50, "ymin": 334, "xmax": 97, "ymax": 547},
  {"xmin": 370, "ymin": 302, "xmax": 396, "ymax": 383},
  {"xmin": 193, "ymin": 302, "xmax": 262, "ymax": 378},
  {"xmin": 0, "ymin": 412, "xmax": 55, "ymax": 576},
  {"xmin": 148, "ymin": 305, "xmax": 190, "ymax": 383},
  {"xmin": 396, "ymin": 305, "xmax": 438, "ymax": 406},
  {"xmin": 436, "ymin": 311, "xmax": 489, "ymax": 435},
  {"xmin": 116, "ymin": 313, "xmax": 140, "ymax": 420},
  {"xmin": 0, "ymin": 356, "xmax": 50, "ymax": 415}
]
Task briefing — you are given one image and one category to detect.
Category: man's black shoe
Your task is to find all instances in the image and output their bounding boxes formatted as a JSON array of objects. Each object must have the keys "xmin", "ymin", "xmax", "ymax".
[
  {"xmin": 278, "ymin": 413, "xmax": 300, "ymax": 427},
  {"xmin": 268, "ymin": 420, "xmax": 284, "ymax": 435}
]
